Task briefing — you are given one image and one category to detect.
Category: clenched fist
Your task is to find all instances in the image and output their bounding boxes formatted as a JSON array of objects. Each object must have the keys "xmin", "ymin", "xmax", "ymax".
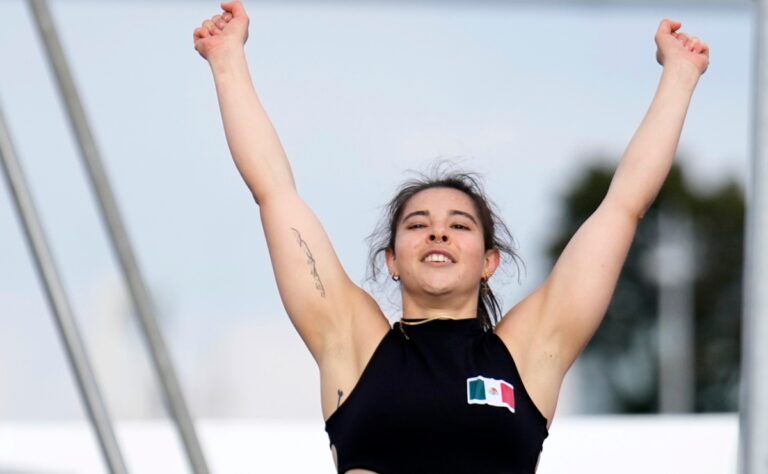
[
  {"xmin": 193, "ymin": 1, "xmax": 250, "ymax": 61},
  {"xmin": 655, "ymin": 19, "xmax": 710, "ymax": 76}
]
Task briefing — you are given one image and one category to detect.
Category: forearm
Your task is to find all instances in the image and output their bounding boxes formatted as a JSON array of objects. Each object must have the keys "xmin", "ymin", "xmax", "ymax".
[
  {"xmin": 209, "ymin": 48, "xmax": 295, "ymax": 204},
  {"xmin": 606, "ymin": 63, "xmax": 700, "ymax": 219}
]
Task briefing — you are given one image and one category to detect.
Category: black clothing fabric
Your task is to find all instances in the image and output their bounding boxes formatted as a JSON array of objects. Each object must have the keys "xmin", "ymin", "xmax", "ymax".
[{"xmin": 324, "ymin": 317, "xmax": 549, "ymax": 474}]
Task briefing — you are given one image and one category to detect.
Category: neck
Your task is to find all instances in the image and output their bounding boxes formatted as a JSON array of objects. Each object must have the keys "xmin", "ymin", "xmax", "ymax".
[{"xmin": 401, "ymin": 292, "xmax": 478, "ymax": 320}]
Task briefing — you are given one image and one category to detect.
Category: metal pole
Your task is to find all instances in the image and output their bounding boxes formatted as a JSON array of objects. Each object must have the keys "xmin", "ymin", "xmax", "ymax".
[
  {"xmin": 0, "ymin": 102, "xmax": 128, "ymax": 474},
  {"xmin": 740, "ymin": 0, "xmax": 768, "ymax": 472},
  {"xmin": 656, "ymin": 210, "xmax": 695, "ymax": 413},
  {"xmin": 26, "ymin": 1, "xmax": 210, "ymax": 472}
]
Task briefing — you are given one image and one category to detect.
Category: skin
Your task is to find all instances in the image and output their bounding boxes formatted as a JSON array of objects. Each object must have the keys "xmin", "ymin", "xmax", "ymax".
[
  {"xmin": 385, "ymin": 187, "xmax": 500, "ymax": 320},
  {"xmin": 194, "ymin": 3, "xmax": 709, "ymax": 472}
]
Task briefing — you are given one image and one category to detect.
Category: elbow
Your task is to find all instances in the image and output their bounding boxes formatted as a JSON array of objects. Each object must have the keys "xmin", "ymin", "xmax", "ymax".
[
  {"xmin": 602, "ymin": 197, "xmax": 647, "ymax": 224},
  {"xmin": 635, "ymin": 204, "xmax": 650, "ymax": 221},
  {"xmin": 604, "ymin": 187, "xmax": 650, "ymax": 223},
  {"xmin": 248, "ymin": 171, "xmax": 297, "ymax": 207},
  {"xmin": 250, "ymin": 189, "xmax": 263, "ymax": 206}
]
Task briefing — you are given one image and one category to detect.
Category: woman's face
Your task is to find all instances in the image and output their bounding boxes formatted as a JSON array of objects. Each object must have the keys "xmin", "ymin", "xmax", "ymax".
[{"xmin": 386, "ymin": 187, "xmax": 499, "ymax": 298}]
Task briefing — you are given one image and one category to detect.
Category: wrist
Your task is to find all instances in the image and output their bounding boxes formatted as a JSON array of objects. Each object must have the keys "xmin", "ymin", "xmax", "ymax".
[
  {"xmin": 207, "ymin": 44, "xmax": 247, "ymax": 74},
  {"xmin": 660, "ymin": 61, "xmax": 701, "ymax": 91}
]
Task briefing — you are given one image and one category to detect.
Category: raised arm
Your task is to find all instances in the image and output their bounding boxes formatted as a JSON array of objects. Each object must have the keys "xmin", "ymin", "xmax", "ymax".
[
  {"xmin": 193, "ymin": 2, "xmax": 381, "ymax": 362},
  {"xmin": 194, "ymin": 1, "xmax": 292, "ymax": 202},
  {"xmin": 496, "ymin": 19, "xmax": 710, "ymax": 402},
  {"xmin": 602, "ymin": 20, "xmax": 709, "ymax": 220}
]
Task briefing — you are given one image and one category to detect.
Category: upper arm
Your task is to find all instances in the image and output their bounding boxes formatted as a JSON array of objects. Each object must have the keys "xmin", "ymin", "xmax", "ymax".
[
  {"xmin": 259, "ymin": 190, "xmax": 372, "ymax": 362},
  {"xmin": 499, "ymin": 199, "xmax": 640, "ymax": 372}
]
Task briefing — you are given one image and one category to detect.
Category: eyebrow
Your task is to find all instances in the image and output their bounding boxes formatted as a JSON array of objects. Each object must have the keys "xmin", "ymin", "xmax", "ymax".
[{"xmin": 401, "ymin": 210, "xmax": 478, "ymax": 225}]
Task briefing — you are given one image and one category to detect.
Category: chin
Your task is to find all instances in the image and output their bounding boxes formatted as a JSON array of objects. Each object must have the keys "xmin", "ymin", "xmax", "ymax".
[
  {"xmin": 419, "ymin": 277, "xmax": 463, "ymax": 297},
  {"xmin": 421, "ymin": 286, "xmax": 453, "ymax": 297}
]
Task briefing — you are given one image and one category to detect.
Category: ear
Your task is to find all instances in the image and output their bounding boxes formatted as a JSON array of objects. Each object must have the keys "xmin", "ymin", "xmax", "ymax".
[
  {"xmin": 385, "ymin": 248, "xmax": 398, "ymax": 276},
  {"xmin": 483, "ymin": 248, "xmax": 501, "ymax": 278}
]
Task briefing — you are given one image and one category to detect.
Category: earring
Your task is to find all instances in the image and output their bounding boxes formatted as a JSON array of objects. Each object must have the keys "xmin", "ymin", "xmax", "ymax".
[
  {"xmin": 480, "ymin": 275, "xmax": 490, "ymax": 295},
  {"xmin": 392, "ymin": 274, "xmax": 400, "ymax": 282}
]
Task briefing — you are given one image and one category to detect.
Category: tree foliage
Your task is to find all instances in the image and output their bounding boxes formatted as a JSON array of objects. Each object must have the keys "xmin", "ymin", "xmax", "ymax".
[{"xmin": 547, "ymin": 161, "xmax": 743, "ymax": 412}]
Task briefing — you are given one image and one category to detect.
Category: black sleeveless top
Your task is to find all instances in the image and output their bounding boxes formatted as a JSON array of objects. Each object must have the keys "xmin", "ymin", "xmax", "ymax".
[{"xmin": 324, "ymin": 317, "xmax": 549, "ymax": 473}]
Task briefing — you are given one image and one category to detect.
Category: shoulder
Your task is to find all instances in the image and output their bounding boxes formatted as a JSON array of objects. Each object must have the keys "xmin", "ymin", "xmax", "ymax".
[{"xmin": 494, "ymin": 295, "xmax": 563, "ymax": 427}]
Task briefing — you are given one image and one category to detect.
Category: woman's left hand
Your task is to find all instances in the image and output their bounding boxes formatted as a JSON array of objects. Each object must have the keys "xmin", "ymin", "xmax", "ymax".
[{"xmin": 655, "ymin": 19, "xmax": 710, "ymax": 76}]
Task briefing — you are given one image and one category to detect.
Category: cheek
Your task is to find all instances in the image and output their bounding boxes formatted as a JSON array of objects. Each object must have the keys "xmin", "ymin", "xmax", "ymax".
[
  {"xmin": 401, "ymin": 240, "xmax": 422, "ymax": 262},
  {"xmin": 459, "ymin": 234, "xmax": 486, "ymax": 257},
  {"xmin": 393, "ymin": 234, "xmax": 418, "ymax": 261}
]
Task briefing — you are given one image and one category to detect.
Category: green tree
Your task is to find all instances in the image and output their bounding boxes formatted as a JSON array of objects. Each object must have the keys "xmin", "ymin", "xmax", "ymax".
[{"xmin": 548, "ymin": 161, "xmax": 743, "ymax": 412}]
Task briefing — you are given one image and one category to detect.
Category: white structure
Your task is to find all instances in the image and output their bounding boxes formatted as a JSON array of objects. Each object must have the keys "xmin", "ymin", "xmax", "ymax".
[{"xmin": 0, "ymin": 416, "xmax": 738, "ymax": 474}]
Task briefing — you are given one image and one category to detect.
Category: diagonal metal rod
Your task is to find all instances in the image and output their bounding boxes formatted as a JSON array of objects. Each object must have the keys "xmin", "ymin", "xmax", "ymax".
[
  {"xmin": 740, "ymin": 1, "xmax": 768, "ymax": 472},
  {"xmin": 0, "ymin": 101, "xmax": 128, "ymax": 474},
  {"xmin": 26, "ymin": 1, "xmax": 210, "ymax": 472}
]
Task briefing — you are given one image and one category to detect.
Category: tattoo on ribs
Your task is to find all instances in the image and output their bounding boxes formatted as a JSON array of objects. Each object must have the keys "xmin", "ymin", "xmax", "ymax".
[
  {"xmin": 290, "ymin": 227, "xmax": 326, "ymax": 298},
  {"xmin": 337, "ymin": 389, "xmax": 343, "ymax": 408}
]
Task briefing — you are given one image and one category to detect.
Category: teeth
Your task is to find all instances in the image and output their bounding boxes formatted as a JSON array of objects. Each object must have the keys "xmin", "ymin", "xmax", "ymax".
[{"xmin": 423, "ymin": 253, "xmax": 451, "ymax": 263}]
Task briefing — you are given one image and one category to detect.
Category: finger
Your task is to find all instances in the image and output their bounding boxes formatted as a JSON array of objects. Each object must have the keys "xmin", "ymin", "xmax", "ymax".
[
  {"xmin": 222, "ymin": 12, "xmax": 233, "ymax": 22},
  {"xmin": 658, "ymin": 18, "xmax": 682, "ymax": 35},
  {"xmin": 221, "ymin": 1, "xmax": 245, "ymax": 17},
  {"xmin": 203, "ymin": 19, "xmax": 218, "ymax": 34},
  {"xmin": 686, "ymin": 36, "xmax": 700, "ymax": 51},
  {"xmin": 676, "ymin": 32, "xmax": 690, "ymax": 45},
  {"xmin": 212, "ymin": 14, "xmax": 226, "ymax": 29}
]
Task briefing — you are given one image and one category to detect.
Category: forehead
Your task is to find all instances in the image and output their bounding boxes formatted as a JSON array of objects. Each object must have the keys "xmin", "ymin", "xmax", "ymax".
[{"xmin": 401, "ymin": 187, "xmax": 478, "ymax": 218}]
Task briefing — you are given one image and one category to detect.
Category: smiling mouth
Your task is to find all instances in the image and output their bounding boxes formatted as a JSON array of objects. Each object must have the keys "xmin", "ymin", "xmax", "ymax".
[{"xmin": 422, "ymin": 253, "xmax": 454, "ymax": 264}]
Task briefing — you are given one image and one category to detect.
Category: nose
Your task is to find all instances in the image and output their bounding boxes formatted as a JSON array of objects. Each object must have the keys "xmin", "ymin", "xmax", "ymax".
[{"xmin": 429, "ymin": 234, "xmax": 448, "ymax": 243}]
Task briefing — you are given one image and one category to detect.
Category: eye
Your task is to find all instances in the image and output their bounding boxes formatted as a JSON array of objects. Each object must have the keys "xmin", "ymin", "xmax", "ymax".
[
  {"xmin": 407, "ymin": 223, "xmax": 426, "ymax": 229},
  {"xmin": 451, "ymin": 224, "xmax": 470, "ymax": 230}
]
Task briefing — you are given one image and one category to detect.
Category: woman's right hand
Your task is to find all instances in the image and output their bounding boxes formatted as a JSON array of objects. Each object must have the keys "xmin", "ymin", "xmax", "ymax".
[
  {"xmin": 654, "ymin": 19, "xmax": 709, "ymax": 77},
  {"xmin": 193, "ymin": 1, "xmax": 250, "ymax": 61}
]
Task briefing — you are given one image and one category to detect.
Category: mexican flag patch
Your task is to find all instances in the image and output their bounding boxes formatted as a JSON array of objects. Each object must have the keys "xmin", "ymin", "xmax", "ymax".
[{"xmin": 466, "ymin": 375, "xmax": 516, "ymax": 413}]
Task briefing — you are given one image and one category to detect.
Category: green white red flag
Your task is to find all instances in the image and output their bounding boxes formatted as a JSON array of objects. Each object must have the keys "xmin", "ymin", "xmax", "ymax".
[{"xmin": 466, "ymin": 375, "xmax": 516, "ymax": 413}]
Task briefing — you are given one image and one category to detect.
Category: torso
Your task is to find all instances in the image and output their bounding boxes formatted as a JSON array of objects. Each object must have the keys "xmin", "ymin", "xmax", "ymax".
[
  {"xmin": 321, "ymin": 315, "xmax": 556, "ymax": 474},
  {"xmin": 320, "ymin": 306, "xmax": 560, "ymax": 431}
]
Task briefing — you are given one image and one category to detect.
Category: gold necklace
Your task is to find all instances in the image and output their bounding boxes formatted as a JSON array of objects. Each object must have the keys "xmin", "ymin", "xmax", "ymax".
[
  {"xmin": 399, "ymin": 316, "xmax": 466, "ymax": 326},
  {"xmin": 398, "ymin": 316, "xmax": 473, "ymax": 339}
]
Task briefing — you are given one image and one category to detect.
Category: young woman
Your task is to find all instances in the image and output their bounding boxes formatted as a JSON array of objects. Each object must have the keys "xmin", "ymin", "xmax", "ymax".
[{"xmin": 193, "ymin": 2, "xmax": 709, "ymax": 472}]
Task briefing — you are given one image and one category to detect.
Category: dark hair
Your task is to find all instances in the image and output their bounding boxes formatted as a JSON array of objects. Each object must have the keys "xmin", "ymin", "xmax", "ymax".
[{"xmin": 366, "ymin": 162, "xmax": 523, "ymax": 331}]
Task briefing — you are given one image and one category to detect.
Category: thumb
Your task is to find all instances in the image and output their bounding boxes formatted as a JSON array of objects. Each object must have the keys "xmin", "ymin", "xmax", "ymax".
[
  {"xmin": 221, "ymin": 1, "xmax": 245, "ymax": 17},
  {"xmin": 658, "ymin": 18, "xmax": 682, "ymax": 35}
]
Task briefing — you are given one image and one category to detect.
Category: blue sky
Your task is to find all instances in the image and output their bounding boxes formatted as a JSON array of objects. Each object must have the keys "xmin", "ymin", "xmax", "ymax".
[{"xmin": 0, "ymin": 1, "xmax": 752, "ymax": 420}]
